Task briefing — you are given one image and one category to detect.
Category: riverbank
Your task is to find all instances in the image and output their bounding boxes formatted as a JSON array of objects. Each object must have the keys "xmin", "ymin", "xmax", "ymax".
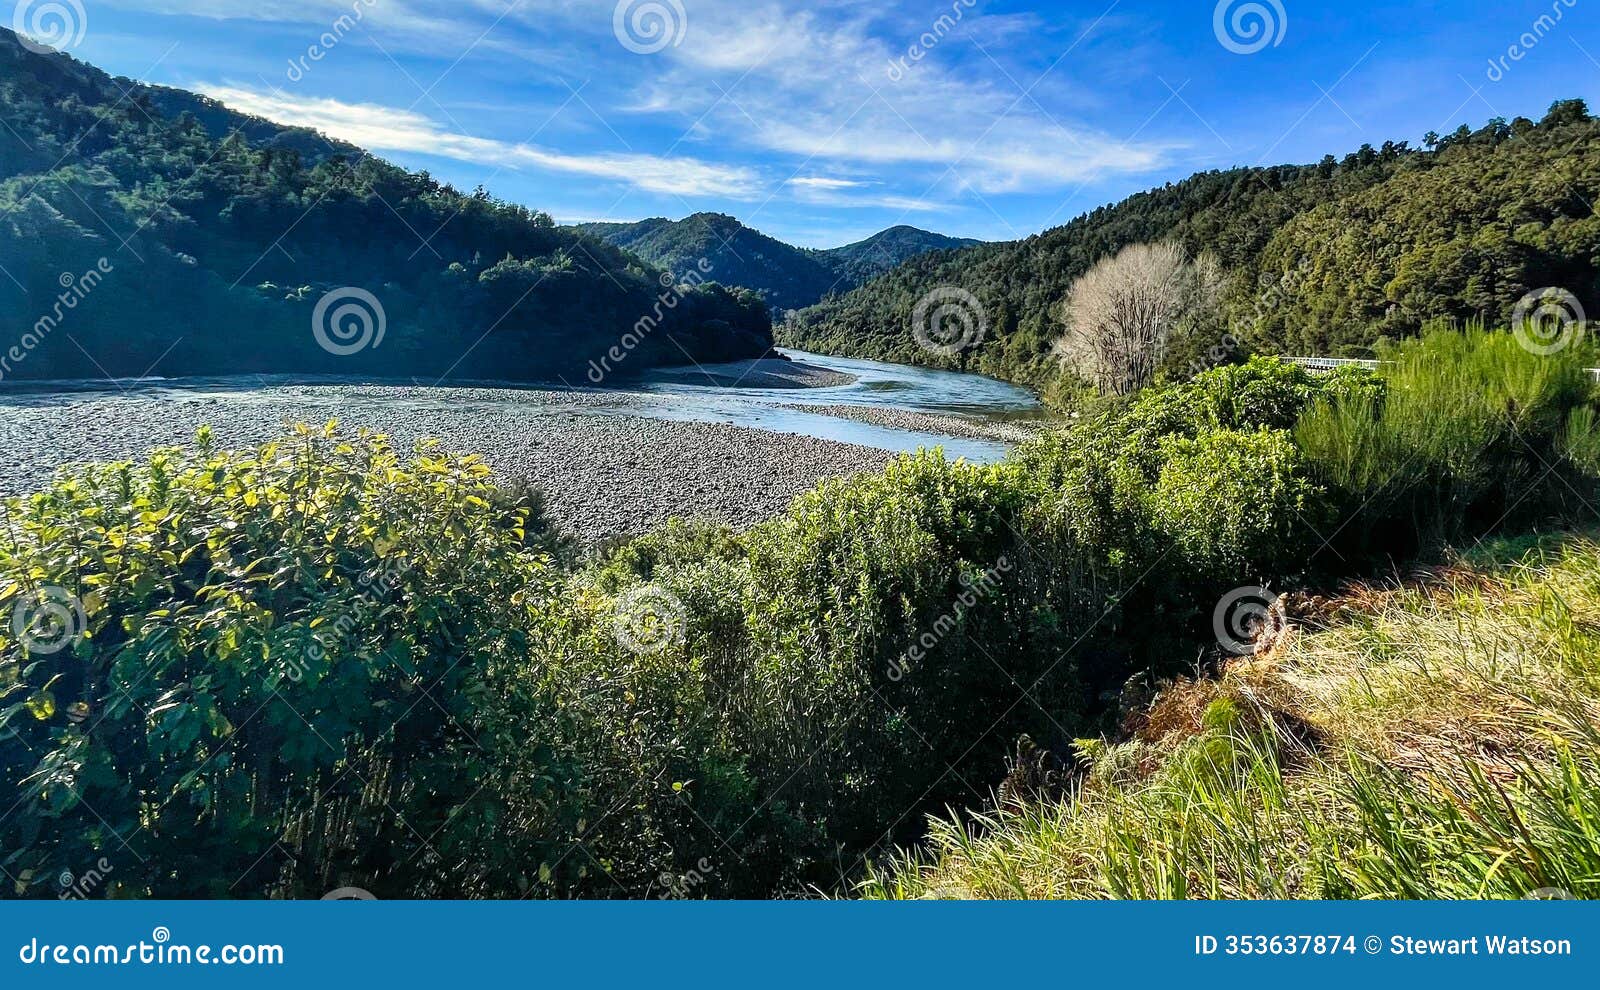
[
  {"xmin": 649, "ymin": 355, "xmax": 858, "ymax": 389},
  {"xmin": 777, "ymin": 403, "xmax": 1052, "ymax": 444},
  {"xmin": 0, "ymin": 384, "xmax": 894, "ymax": 544}
]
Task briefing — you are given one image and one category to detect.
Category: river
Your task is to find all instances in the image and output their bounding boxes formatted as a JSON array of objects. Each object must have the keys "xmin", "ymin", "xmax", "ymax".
[
  {"xmin": 0, "ymin": 350, "xmax": 1049, "ymax": 541},
  {"xmin": 610, "ymin": 349, "xmax": 1045, "ymax": 462}
]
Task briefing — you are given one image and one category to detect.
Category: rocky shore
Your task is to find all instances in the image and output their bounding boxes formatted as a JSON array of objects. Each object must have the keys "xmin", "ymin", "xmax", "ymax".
[
  {"xmin": 649, "ymin": 356, "xmax": 858, "ymax": 389},
  {"xmin": 778, "ymin": 403, "xmax": 1052, "ymax": 444},
  {"xmin": 0, "ymin": 382, "xmax": 894, "ymax": 544}
]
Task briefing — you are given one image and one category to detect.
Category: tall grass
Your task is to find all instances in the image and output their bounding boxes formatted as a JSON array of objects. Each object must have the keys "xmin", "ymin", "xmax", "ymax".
[
  {"xmin": 861, "ymin": 534, "xmax": 1600, "ymax": 899},
  {"xmin": 1295, "ymin": 324, "xmax": 1598, "ymax": 552}
]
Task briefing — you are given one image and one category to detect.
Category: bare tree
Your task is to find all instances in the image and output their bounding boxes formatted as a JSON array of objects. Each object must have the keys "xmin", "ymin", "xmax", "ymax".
[{"xmin": 1056, "ymin": 242, "xmax": 1218, "ymax": 395}]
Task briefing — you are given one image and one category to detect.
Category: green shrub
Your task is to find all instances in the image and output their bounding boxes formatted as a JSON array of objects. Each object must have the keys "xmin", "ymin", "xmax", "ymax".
[
  {"xmin": 0, "ymin": 425, "xmax": 593, "ymax": 897},
  {"xmin": 1150, "ymin": 429, "xmax": 1326, "ymax": 581},
  {"xmin": 1127, "ymin": 357, "xmax": 1325, "ymax": 442},
  {"xmin": 1186, "ymin": 357, "xmax": 1324, "ymax": 432}
]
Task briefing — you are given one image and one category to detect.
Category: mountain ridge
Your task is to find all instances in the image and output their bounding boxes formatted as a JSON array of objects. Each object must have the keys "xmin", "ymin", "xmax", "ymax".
[{"xmin": 574, "ymin": 212, "xmax": 979, "ymax": 312}]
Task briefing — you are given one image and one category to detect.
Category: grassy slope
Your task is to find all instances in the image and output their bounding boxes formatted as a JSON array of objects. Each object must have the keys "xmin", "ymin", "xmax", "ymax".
[{"xmin": 864, "ymin": 533, "xmax": 1600, "ymax": 899}]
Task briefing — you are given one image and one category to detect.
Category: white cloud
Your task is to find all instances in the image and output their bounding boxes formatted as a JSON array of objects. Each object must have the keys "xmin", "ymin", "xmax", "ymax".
[
  {"xmin": 632, "ymin": 1, "xmax": 1174, "ymax": 196},
  {"xmin": 786, "ymin": 176, "xmax": 938, "ymax": 212},
  {"xmin": 787, "ymin": 177, "xmax": 867, "ymax": 190},
  {"xmin": 123, "ymin": 0, "xmax": 1179, "ymax": 223},
  {"xmin": 198, "ymin": 85, "xmax": 764, "ymax": 198}
]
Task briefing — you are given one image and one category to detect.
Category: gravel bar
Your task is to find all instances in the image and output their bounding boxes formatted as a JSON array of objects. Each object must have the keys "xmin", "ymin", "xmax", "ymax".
[
  {"xmin": 0, "ymin": 383, "xmax": 894, "ymax": 544},
  {"xmin": 649, "ymin": 356, "xmax": 858, "ymax": 389},
  {"xmin": 777, "ymin": 403, "xmax": 1053, "ymax": 444}
]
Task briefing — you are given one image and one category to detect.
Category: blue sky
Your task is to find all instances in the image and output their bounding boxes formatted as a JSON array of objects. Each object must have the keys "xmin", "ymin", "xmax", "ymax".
[{"xmin": 48, "ymin": 0, "xmax": 1600, "ymax": 247}]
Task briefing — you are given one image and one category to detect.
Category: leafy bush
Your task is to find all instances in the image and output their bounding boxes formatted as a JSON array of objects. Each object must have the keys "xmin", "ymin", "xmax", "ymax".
[
  {"xmin": 1149, "ymin": 429, "xmax": 1325, "ymax": 581},
  {"xmin": 0, "ymin": 425, "xmax": 591, "ymax": 897}
]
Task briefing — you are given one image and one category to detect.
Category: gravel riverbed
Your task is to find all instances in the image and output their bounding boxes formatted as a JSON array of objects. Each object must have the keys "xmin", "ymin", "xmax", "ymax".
[
  {"xmin": 778, "ymin": 403, "xmax": 1052, "ymax": 444},
  {"xmin": 0, "ymin": 383, "xmax": 895, "ymax": 544},
  {"xmin": 650, "ymin": 356, "xmax": 858, "ymax": 389}
]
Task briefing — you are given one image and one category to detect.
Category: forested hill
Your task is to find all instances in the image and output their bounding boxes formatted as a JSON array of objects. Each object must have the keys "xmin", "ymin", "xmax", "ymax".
[
  {"xmin": 781, "ymin": 102, "xmax": 1600, "ymax": 389},
  {"xmin": 0, "ymin": 31, "xmax": 770, "ymax": 384},
  {"xmin": 822, "ymin": 225, "xmax": 981, "ymax": 287},
  {"xmin": 576, "ymin": 213, "xmax": 979, "ymax": 313}
]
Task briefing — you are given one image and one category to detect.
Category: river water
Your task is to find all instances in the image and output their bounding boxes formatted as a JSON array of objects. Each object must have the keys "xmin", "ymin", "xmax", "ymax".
[
  {"xmin": 609, "ymin": 349, "xmax": 1046, "ymax": 462},
  {"xmin": 0, "ymin": 349, "xmax": 1047, "ymax": 465},
  {"xmin": 0, "ymin": 350, "xmax": 1049, "ymax": 536}
]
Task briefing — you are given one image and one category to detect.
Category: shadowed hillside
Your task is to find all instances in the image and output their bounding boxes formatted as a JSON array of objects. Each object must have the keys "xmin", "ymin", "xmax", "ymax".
[{"xmin": 0, "ymin": 30, "xmax": 770, "ymax": 384}]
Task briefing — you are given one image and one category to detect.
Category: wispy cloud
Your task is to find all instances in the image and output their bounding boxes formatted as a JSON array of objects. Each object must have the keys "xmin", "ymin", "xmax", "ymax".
[
  {"xmin": 198, "ymin": 85, "xmax": 764, "ymax": 198},
  {"xmin": 106, "ymin": 0, "xmax": 1188, "ymax": 236},
  {"xmin": 170, "ymin": 1, "xmax": 1174, "ymax": 199},
  {"xmin": 787, "ymin": 176, "xmax": 867, "ymax": 190},
  {"xmin": 785, "ymin": 175, "xmax": 938, "ymax": 212},
  {"xmin": 630, "ymin": 2, "xmax": 1175, "ymax": 197}
]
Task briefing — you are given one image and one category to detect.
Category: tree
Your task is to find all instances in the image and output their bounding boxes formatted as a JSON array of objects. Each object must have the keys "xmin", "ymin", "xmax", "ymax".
[{"xmin": 1055, "ymin": 242, "xmax": 1221, "ymax": 395}]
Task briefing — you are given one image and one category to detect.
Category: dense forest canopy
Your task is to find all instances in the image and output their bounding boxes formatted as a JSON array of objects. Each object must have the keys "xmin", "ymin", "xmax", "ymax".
[
  {"xmin": 576, "ymin": 213, "xmax": 979, "ymax": 314},
  {"xmin": 0, "ymin": 30, "xmax": 771, "ymax": 383},
  {"xmin": 781, "ymin": 102, "xmax": 1600, "ymax": 391},
  {"xmin": 822, "ymin": 224, "xmax": 983, "ymax": 292}
]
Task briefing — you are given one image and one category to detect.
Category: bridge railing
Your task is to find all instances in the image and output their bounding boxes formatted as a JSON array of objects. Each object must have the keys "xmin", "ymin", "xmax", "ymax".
[
  {"xmin": 1282, "ymin": 355, "xmax": 1600, "ymax": 380},
  {"xmin": 1283, "ymin": 357, "xmax": 1380, "ymax": 371}
]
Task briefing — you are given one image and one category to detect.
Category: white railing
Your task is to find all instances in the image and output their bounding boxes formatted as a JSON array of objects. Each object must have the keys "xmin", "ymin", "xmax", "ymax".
[
  {"xmin": 1283, "ymin": 356, "xmax": 1600, "ymax": 380},
  {"xmin": 1282, "ymin": 356, "xmax": 1380, "ymax": 371}
]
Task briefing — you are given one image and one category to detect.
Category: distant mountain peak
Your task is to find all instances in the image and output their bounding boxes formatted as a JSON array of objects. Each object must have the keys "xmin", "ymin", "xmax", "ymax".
[{"xmin": 572, "ymin": 214, "xmax": 983, "ymax": 312}]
